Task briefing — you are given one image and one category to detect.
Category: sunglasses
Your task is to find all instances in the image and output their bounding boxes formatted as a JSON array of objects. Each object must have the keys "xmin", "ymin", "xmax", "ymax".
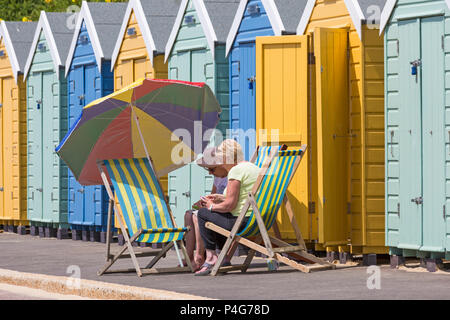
[{"xmin": 206, "ymin": 167, "xmax": 217, "ymax": 174}]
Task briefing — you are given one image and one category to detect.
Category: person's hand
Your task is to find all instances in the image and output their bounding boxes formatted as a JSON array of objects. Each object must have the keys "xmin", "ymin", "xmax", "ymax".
[
  {"xmin": 204, "ymin": 198, "xmax": 215, "ymax": 210},
  {"xmin": 205, "ymin": 194, "xmax": 225, "ymax": 203},
  {"xmin": 193, "ymin": 200, "xmax": 206, "ymax": 209}
]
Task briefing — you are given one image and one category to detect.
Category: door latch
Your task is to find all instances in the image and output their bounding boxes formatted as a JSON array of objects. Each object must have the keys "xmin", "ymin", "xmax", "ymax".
[
  {"xmin": 411, "ymin": 197, "xmax": 423, "ymax": 205},
  {"xmin": 182, "ymin": 191, "xmax": 191, "ymax": 198},
  {"xmin": 410, "ymin": 59, "xmax": 421, "ymax": 82},
  {"xmin": 36, "ymin": 99, "xmax": 42, "ymax": 110},
  {"xmin": 36, "ymin": 188, "xmax": 43, "ymax": 192},
  {"xmin": 247, "ymin": 76, "xmax": 256, "ymax": 89}
]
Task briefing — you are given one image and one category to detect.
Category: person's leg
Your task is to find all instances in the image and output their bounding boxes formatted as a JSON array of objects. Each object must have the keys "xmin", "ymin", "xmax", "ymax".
[
  {"xmin": 184, "ymin": 211, "xmax": 196, "ymax": 266},
  {"xmin": 196, "ymin": 209, "xmax": 239, "ymax": 273},
  {"xmin": 192, "ymin": 213, "xmax": 205, "ymax": 266}
]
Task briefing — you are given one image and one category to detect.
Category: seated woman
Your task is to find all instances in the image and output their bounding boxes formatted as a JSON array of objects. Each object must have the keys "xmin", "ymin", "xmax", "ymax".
[
  {"xmin": 194, "ymin": 139, "xmax": 261, "ymax": 276},
  {"xmin": 184, "ymin": 151, "xmax": 228, "ymax": 271}
]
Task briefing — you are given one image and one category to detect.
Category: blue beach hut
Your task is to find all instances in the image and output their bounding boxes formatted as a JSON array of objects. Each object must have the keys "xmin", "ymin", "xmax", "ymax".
[
  {"xmin": 226, "ymin": 0, "xmax": 307, "ymax": 159},
  {"xmin": 64, "ymin": 1, "xmax": 127, "ymax": 242}
]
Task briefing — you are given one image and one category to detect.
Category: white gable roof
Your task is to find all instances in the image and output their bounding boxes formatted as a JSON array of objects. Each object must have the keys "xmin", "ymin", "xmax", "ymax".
[
  {"xmin": 297, "ymin": 0, "xmax": 365, "ymax": 39},
  {"xmin": 112, "ymin": 0, "xmax": 175, "ymax": 69},
  {"xmin": 24, "ymin": 11, "xmax": 72, "ymax": 79},
  {"xmin": 380, "ymin": 0, "xmax": 450, "ymax": 34},
  {"xmin": 165, "ymin": 0, "xmax": 227, "ymax": 62},
  {"xmin": 65, "ymin": 2, "xmax": 103, "ymax": 76},
  {"xmin": 379, "ymin": 0, "xmax": 396, "ymax": 34},
  {"xmin": 225, "ymin": 0, "xmax": 286, "ymax": 56},
  {"xmin": 65, "ymin": 2, "xmax": 127, "ymax": 76},
  {"xmin": 0, "ymin": 21, "xmax": 21, "ymax": 83}
]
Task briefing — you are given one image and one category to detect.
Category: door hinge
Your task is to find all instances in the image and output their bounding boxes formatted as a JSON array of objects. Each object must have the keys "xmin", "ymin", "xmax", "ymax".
[
  {"xmin": 347, "ymin": 202, "xmax": 351, "ymax": 214},
  {"xmin": 444, "ymin": 204, "xmax": 446, "ymax": 220},
  {"xmin": 397, "ymin": 203, "xmax": 400, "ymax": 217},
  {"xmin": 396, "ymin": 39, "xmax": 399, "ymax": 56},
  {"xmin": 308, "ymin": 202, "xmax": 315, "ymax": 214},
  {"xmin": 442, "ymin": 35, "xmax": 445, "ymax": 51},
  {"xmin": 308, "ymin": 52, "xmax": 315, "ymax": 65}
]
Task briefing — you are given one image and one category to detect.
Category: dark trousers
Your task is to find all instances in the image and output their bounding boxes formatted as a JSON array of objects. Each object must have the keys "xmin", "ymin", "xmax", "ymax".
[{"xmin": 197, "ymin": 208, "xmax": 248, "ymax": 251}]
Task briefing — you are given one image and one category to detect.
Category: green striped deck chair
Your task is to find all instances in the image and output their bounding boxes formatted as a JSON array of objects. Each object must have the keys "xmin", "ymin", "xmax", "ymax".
[
  {"xmin": 97, "ymin": 158, "xmax": 193, "ymax": 277},
  {"xmin": 223, "ymin": 144, "xmax": 288, "ymax": 259},
  {"xmin": 206, "ymin": 145, "xmax": 334, "ymax": 276}
]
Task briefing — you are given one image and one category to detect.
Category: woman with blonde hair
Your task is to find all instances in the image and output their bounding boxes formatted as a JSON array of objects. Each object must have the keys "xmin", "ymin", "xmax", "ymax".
[{"xmin": 194, "ymin": 139, "xmax": 261, "ymax": 276}]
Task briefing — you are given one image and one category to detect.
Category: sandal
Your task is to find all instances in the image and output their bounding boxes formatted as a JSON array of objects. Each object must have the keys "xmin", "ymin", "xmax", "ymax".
[{"xmin": 194, "ymin": 262, "xmax": 214, "ymax": 276}]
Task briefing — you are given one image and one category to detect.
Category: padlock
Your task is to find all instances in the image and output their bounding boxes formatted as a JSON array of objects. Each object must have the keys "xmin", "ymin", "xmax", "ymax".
[
  {"xmin": 248, "ymin": 81, "xmax": 253, "ymax": 90},
  {"xmin": 411, "ymin": 65, "xmax": 417, "ymax": 76}
]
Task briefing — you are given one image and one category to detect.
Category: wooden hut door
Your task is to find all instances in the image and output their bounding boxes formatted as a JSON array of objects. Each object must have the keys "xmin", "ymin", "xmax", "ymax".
[
  {"xmin": 314, "ymin": 28, "xmax": 349, "ymax": 246},
  {"xmin": 0, "ymin": 79, "xmax": 3, "ymax": 219},
  {"xmin": 2, "ymin": 77, "xmax": 14, "ymax": 220},
  {"xmin": 238, "ymin": 42, "xmax": 257, "ymax": 160},
  {"xmin": 398, "ymin": 16, "xmax": 446, "ymax": 251},
  {"xmin": 256, "ymin": 35, "xmax": 309, "ymax": 240}
]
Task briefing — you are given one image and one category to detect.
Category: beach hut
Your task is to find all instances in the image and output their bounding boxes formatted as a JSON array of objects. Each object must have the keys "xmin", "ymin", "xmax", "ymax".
[
  {"xmin": 24, "ymin": 12, "xmax": 73, "ymax": 239},
  {"xmin": 381, "ymin": 0, "xmax": 450, "ymax": 270},
  {"xmin": 0, "ymin": 21, "xmax": 37, "ymax": 234},
  {"xmin": 64, "ymin": 2, "xmax": 127, "ymax": 242},
  {"xmin": 226, "ymin": 0, "xmax": 308, "ymax": 160},
  {"xmin": 164, "ymin": 0, "xmax": 240, "ymax": 225},
  {"xmin": 111, "ymin": 0, "xmax": 179, "ymax": 194},
  {"xmin": 255, "ymin": 0, "xmax": 387, "ymax": 262}
]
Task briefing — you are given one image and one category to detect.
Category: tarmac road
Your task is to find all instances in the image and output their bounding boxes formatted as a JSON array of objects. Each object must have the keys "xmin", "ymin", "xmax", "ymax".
[{"xmin": 0, "ymin": 232, "xmax": 450, "ymax": 300}]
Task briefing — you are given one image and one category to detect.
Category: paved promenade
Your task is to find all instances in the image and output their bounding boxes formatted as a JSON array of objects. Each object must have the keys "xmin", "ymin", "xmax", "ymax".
[{"xmin": 1, "ymin": 232, "xmax": 450, "ymax": 300}]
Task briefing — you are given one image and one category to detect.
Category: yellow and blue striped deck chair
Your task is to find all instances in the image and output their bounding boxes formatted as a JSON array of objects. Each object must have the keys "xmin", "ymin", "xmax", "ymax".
[
  {"xmin": 206, "ymin": 146, "xmax": 334, "ymax": 276},
  {"xmin": 97, "ymin": 158, "xmax": 193, "ymax": 277}
]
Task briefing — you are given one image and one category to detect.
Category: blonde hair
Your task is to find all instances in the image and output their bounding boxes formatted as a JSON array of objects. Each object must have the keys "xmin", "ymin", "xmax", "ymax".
[{"xmin": 215, "ymin": 139, "xmax": 244, "ymax": 165}]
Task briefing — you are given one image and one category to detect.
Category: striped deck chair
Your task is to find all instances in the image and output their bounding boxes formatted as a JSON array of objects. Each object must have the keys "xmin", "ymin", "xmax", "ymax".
[
  {"xmin": 206, "ymin": 146, "xmax": 335, "ymax": 276},
  {"xmin": 97, "ymin": 158, "xmax": 193, "ymax": 277},
  {"xmin": 223, "ymin": 144, "xmax": 287, "ymax": 259}
]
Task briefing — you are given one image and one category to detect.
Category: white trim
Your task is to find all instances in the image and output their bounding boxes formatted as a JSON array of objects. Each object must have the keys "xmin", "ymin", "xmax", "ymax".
[
  {"xmin": 193, "ymin": 0, "xmax": 218, "ymax": 59},
  {"xmin": 23, "ymin": 11, "xmax": 63, "ymax": 80},
  {"xmin": 0, "ymin": 21, "xmax": 21, "ymax": 83},
  {"xmin": 296, "ymin": 0, "xmax": 316, "ymax": 35},
  {"xmin": 225, "ymin": 0, "xmax": 248, "ymax": 56},
  {"xmin": 263, "ymin": 0, "xmax": 284, "ymax": 36},
  {"xmin": 379, "ymin": 0, "xmax": 397, "ymax": 35},
  {"xmin": 295, "ymin": 0, "xmax": 366, "ymax": 40},
  {"xmin": 110, "ymin": 0, "xmax": 157, "ymax": 71},
  {"xmin": 65, "ymin": 2, "xmax": 105, "ymax": 77},
  {"xmin": 344, "ymin": 0, "xmax": 365, "ymax": 40},
  {"xmin": 225, "ymin": 0, "xmax": 285, "ymax": 57},
  {"xmin": 164, "ymin": 0, "xmax": 189, "ymax": 62}
]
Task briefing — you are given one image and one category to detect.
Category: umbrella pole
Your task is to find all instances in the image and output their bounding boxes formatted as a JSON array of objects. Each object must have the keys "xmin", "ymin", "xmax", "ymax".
[{"xmin": 131, "ymin": 104, "xmax": 184, "ymax": 268}]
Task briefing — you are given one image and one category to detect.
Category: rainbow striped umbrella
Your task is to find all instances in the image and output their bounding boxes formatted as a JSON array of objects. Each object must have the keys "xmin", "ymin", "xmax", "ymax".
[{"xmin": 56, "ymin": 78, "xmax": 221, "ymax": 186}]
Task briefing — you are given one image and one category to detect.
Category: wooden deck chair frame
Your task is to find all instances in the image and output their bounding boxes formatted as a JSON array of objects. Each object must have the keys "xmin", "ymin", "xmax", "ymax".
[
  {"xmin": 96, "ymin": 159, "xmax": 193, "ymax": 277},
  {"xmin": 224, "ymin": 144, "xmax": 288, "ymax": 259},
  {"xmin": 206, "ymin": 145, "xmax": 335, "ymax": 276}
]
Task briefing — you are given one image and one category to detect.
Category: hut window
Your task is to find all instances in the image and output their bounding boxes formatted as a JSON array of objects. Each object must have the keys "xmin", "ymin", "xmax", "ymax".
[
  {"xmin": 0, "ymin": 50, "xmax": 4, "ymax": 58},
  {"xmin": 247, "ymin": 4, "xmax": 260, "ymax": 15},
  {"xmin": 184, "ymin": 15, "xmax": 196, "ymax": 25},
  {"xmin": 127, "ymin": 27, "xmax": 137, "ymax": 36}
]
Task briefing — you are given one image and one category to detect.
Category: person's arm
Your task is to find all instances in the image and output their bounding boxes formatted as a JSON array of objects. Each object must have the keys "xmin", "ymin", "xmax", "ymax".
[
  {"xmin": 211, "ymin": 184, "xmax": 217, "ymax": 195},
  {"xmin": 204, "ymin": 179, "xmax": 240, "ymax": 213}
]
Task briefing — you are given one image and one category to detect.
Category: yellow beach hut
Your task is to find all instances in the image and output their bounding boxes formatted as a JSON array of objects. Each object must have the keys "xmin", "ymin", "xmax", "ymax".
[
  {"xmin": 256, "ymin": 0, "xmax": 387, "ymax": 263},
  {"xmin": 0, "ymin": 21, "xmax": 37, "ymax": 234}
]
